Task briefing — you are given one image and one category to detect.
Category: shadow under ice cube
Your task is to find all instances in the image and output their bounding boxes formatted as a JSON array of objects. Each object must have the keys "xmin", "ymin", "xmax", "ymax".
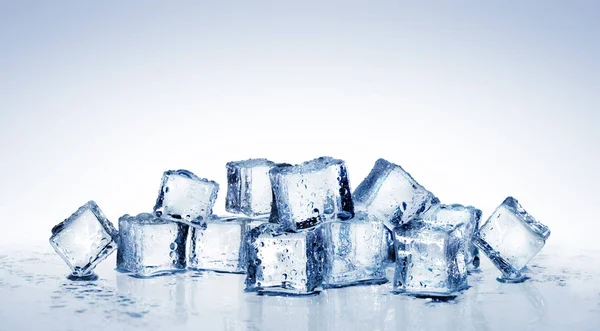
[
  {"xmin": 245, "ymin": 223, "xmax": 328, "ymax": 295},
  {"xmin": 474, "ymin": 197, "xmax": 551, "ymax": 282},
  {"xmin": 353, "ymin": 158, "xmax": 439, "ymax": 229},
  {"xmin": 269, "ymin": 157, "xmax": 354, "ymax": 231},
  {"xmin": 153, "ymin": 169, "xmax": 219, "ymax": 228},
  {"xmin": 421, "ymin": 204, "xmax": 482, "ymax": 271},
  {"xmin": 188, "ymin": 216, "xmax": 267, "ymax": 273},
  {"xmin": 393, "ymin": 225, "xmax": 468, "ymax": 298},
  {"xmin": 226, "ymin": 159, "xmax": 276, "ymax": 217},
  {"xmin": 49, "ymin": 201, "xmax": 118, "ymax": 278},
  {"xmin": 116, "ymin": 213, "xmax": 188, "ymax": 277},
  {"xmin": 323, "ymin": 214, "xmax": 388, "ymax": 288}
]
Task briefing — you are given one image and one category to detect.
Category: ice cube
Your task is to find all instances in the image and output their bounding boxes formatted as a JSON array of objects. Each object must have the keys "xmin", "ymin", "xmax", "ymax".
[
  {"xmin": 421, "ymin": 204, "xmax": 482, "ymax": 271},
  {"xmin": 245, "ymin": 223, "xmax": 328, "ymax": 295},
  {"xmin": 226, "ymin": 159, "xmax": 277, "ymax": 217},
  {"xmin": 116, "ymin": 213, "xmax": 188, "ymax": 277},
  {"xmin": 269, "ymin": 157, "xmax": 353, "ymax": 231},
  {"xmin": 153, "ymin": 169, "xmax": 219, "ymax": 228},
  {"xmin": 473, "ymin": 197, "xmax": 551, "ymax": 282},
  {"xmin": 323, "ymin": 213, "xmax": 388, "ymax": 288},
  {"xmin": 393, "ymin": 224, "xmax": 468, "ymax": 298},
  {"xmin": 49, "ymin": 201, "xmax": 118, "ymax": 279},
  {"xmin": 188, "ymin": 215, "xmax": 268, "ymax": 273},
  {"xmin": 353, "ymin": 158, "xmax": 439, "ymax": 229}
]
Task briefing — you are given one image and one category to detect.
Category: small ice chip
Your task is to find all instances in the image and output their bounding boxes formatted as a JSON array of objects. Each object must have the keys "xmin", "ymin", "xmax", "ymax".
[
  {"xmin": 245, "ymin": 223, "xmax": 328, "ymax": 295},
  {"xmin": 116, "ymin": 213, "xmax": 188, "ymax": 277},
  {"xmin": 353, "ymin": 158, "xmax": 439, "ymax": 229},
  {"xmin": 188, "ymin": 215, "xmax": 268, "ymax": 273},
  {"xmin": 49, "ymin": 201, "xmax": 118, "ymax": 278},
  {"xmin": 269, "ymin": 157, "xmax": 354, "ymax": 231},
  {"xmin": 421, "ymin": 204, "xmax": 482, "ymax": 271},
  {"xmin": 393, "ymin": 224, "xmax": 468, "ymax": 298},
  {"xmin": 474, "ymin": 197, "xmax": 551, "ymax": 282},
  {"xmin": 153, "ymin": 169, "xmax": 219, "ymax": 228},
  {"xmin": 226, "ymin": 158, "xmax": 277, "ymax": 217},
  {"xmin": 323, "ymin": 213, "xmax": 388, "ymax": 288}
]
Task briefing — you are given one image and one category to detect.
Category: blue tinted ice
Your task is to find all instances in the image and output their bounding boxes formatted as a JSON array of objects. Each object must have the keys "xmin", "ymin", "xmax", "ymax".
[
  {"xmin": 323, "ymin": 213, "xmax": 387, "ymax": 287},
  {"xmin": 116, "ymin": 213, "xmax": 188, "ymax": 277},
  {"xmin": 49, "ymin": 201, "xmax": 118, "ymax": 278},
  {"xmin": 474, "ymin": 197, "xmax": 551, "ymax": 281},
  {"xmin": 245, "ymin": 223, "xmax": 328, "ymax": 295},
  {"xmin": 421, "ymin": 204, "xmax": 482, "ymax": 271},
  {"xmin": 353, "ymin": 158, "xmax": 439, "ymax": 229},
  {"xmin": 153, "ymin": 169, "xmax": 219, "ymax": 228},
  {"xmin": 393, "ymin": 224, "xmax": 468, "ymax": 298},
  {"xmin": 384, "ymin": 227, "xmax": 396, "ymax": 263},
  {"xmin": 269, "ymin": 157, "xmax": 353, "ymax": 231},
  {"xmin": 226, "ymin": 159, "xmax": 276, "ymax": 217},
  {"xmin": 188, "ymin": 215, "xmax": 268, "ymax": 273}
]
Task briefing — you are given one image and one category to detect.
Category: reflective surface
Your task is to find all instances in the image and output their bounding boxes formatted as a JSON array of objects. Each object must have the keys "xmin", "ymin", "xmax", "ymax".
[{"xmin": 0, "ymin": 242, "xmax": 599, "ymax": 331}]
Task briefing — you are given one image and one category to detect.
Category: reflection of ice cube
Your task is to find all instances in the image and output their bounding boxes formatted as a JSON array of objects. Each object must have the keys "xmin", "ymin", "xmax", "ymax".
[
  {"xmin": 49, "ymin": 201, "xmax": 118, "ymax": 277},
  {"xmin": 393, "ymin": 225, "xmax": 468, "ymax": 298},
  {"xmin": 474, "ymin": 197, "xmax": 550, "ymax": 280},
  {"xmin": 226, "ymin": 159, "xmax": 276, "ymax": 217},
  {"xmin": 245, "ymin": 223, "xmax": 328, "ymax": 295},
  {"xmin": 117, "ymin": 213, "xmax": 188, "ymax": 277},
  {"xmin": 188, "ymin": 216, "xmax": 267, "ymax": 273},
  {"xmin": 353, "ymin": 158, "xmax": 439, "ymax": 229},
  {"xmin": 421, "ymin": 204, "xmax": 482, "ymax": 271},
  {"xmin": 248, "ymin": 293, "xmax": 328, "ymax": 331},
  {"xmin": 269, "ymin": 157, "xmax": 353, "ymax": 231},
  {"xmin": 153, "ymin": 169, "xmax": 219, "ymax": 228},
  {"xmin": 323, "ymin": 214, "xmax": 387, "ymax": 287},
  {"xmin": 116, "ymin": 272, "xmax": 188, "ymax": 320}
]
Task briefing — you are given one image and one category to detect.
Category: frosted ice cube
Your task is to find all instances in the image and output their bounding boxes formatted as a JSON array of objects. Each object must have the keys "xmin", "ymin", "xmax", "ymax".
[
  {"xmin": 226, "ymin": 159, "xmax": 277, "ymax": 217},
  {"xmin": 323, "ymin": 214, "xmax": 388, "ymax": 288},
  {"xmin": 188, "ymin": 215, "xmax": 267, "ymax": 273},
  {"xmin": 245, "ymin": 223, "xmax": 328, "ymax": 295},
  {"xmin": 393, "ymin": 224, "xmax": 468, "ymax": 298},
  {"xmin": 116, "ymin": 213, "xmax": 188, "ymax": 277},
  {"xmin": 49, "ymin": 201, "xmax": 118, "ymax": 278},
  {"xmin": 153, "ymin": 169, "xmax": 219, "ymax": 228},
  {"xmin": 474, "ymin": 197, "xmax": 550, "ymax": 282},
  {"xmin": 421, "ymin": 204, "xmax": 482, "ymax": 271},
  {"xmin": 269, "ymin": 157, "xmax": 353, "ymax": 231},
  {"xmin": 353, "ymin": 158, "xmax": 438, "ymax": 228}
]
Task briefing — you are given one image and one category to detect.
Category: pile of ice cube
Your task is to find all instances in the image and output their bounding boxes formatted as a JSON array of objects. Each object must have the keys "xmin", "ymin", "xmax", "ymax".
[{"xmin": 49, "ymin": 157, "xmax": 551, "ymax": 298}]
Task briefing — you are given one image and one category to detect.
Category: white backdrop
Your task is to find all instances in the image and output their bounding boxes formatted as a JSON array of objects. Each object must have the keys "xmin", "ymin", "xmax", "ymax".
[{"xmin": 1, "ymin": 1, "xmax": 598, "ymax": 249}]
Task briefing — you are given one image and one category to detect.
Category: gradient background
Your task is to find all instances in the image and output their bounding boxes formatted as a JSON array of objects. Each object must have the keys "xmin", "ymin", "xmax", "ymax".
[{"xmin": 1, "ymin": 1, "xmax": 598, "ymax": 249}]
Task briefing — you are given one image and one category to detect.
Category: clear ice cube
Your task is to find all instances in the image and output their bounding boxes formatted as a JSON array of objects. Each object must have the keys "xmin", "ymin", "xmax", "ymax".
[
  {"xmin": 269, "ymin": 157, "xmax": 353, "ymax": 231},
  {"xmin": 353, "ymin": 158, "xmax": 439, "ymax": 229},
  {"xmin": 49, "ymin": 201, "xmax": 118, "ymax": 278},
  {"xmin": 188, "ymin": 215, "xmax": 268, "ymax": 273},
  {"xmin": 474, "ymin": 197, "xmax": 551, "ymax": 281},
  {"xmin": 153, "ymin": 169, "xmax": 219, "ymax": 228},
  {"xmin": 421, "ymin": 204, "xmax": 482, "ymax": 271},
  {"xmin": 245, "ymin": 223, "xmax": 328, "ymax": 295},
  {"xmin": 393, "ymin": 224, "xmax": 468, "ymax": 298},
  {"xmin": 226, "ymin": 159, "xmax": 277, "ymax": 217},
  {"xmin": 116, "ymin": 213, "xmax": 188, "ymax": 277},
  {"xmin": 323, "ymin": 213, "xmax": 388, "ymax": 287}
]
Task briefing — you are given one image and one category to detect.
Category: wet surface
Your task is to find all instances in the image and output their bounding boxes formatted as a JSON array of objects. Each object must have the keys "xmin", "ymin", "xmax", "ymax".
[{"xmin": 0, "ymin": 242, "xmax": 599, "ymax": 331}]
